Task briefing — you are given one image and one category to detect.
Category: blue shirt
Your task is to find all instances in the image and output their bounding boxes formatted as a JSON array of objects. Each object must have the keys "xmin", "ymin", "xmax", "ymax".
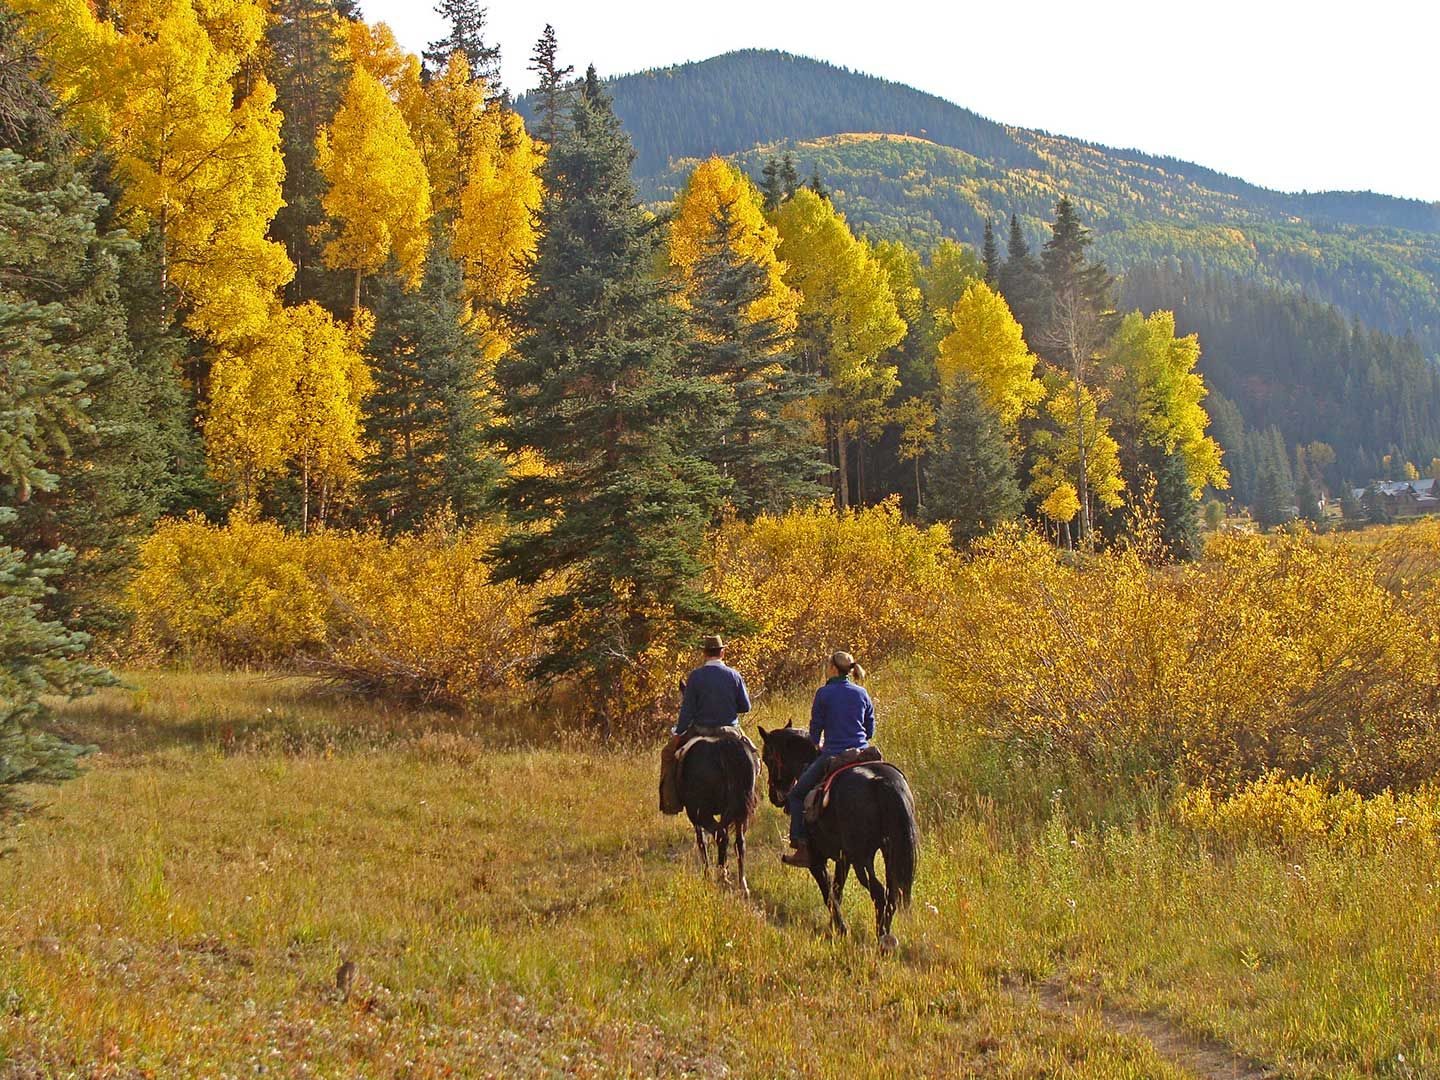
[
  {"xmin": 675, "ymin": 661, "xmax": 751, "ymax": 734},
  {"xmin": 809, "ymin": 676, "xmax": 875, "ymax": 755}
]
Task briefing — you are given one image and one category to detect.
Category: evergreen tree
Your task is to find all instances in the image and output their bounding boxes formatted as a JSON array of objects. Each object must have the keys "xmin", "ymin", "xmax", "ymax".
[
  {"xmin": 1253, "ymin": 434, "xmax": 1296, "ymax": 529},
  {"xmin": 424, "ymin": 0, "xmax": 502, "ymax": 95},
  {"xmin": 806, "ymin": 166, "xmax": 829, "ymax": 201},
  {"xmin": 526, "ymin": 23, "xmax": 573, "ymax": 147},
  {"xmin": 1296, "ymin": 470, "xmax": 1323, "ymax": 525},
  {"xmin": 0, "ymin": 33, "xmax": 126, "ymax": 811},
  {"xmin": 1145, "ymin": 446, "xmax": 1202, "ymax": 559},
  {"xmin": 996, "ymin": 213, "xmax": 1047, "ymax": 343},
  {"xmin": 981, "ymin": 219, "xmax": 1000, "ymax": 285},
  {"xmin": 1, "ymin": 12, "xmax": 184, "ymax": 631},
  {"xmin": 925, "ymin": 376, "xmax": 1022, "ymax": 544},
  {"xmin": 760, "ymin": 157, "xmax": 784, "ymax": 212},
  {"xmin": 493, "ymin": 68, "xmax": 732, "ymax": 728},
  {"xmin": 685, "ymin": 200, "xmax": 826, "ymax": 517},
  {"xmin": 360, "ymin": 242, "xmax": 497, "ymax": 533},
  {"xmin": 779, "ymin": 152, "xmax": 799, "ymax": 199},
  {"xmin": 1036, "ymin": 197, "xmax": 1115, "ymax": 544},
  {"xmin": 266, "ymin": 0, "xmax": 353, "ymax": 311}
]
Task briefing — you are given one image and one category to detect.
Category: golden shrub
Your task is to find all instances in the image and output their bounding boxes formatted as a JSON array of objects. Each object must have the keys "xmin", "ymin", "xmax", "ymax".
[
  {"xmin": 1174, "ymin": 773, "xmax": 1440, "ymax": 855},
  {"xmin": 709, "ymin": 500, "xmax": 953, "ymax": 695},
  {"xmin": 928, "ymin": 525, "xmax": 1440, "ymax": 791},
  {"xmin": 127, "ymin": 515, "xmax": 546, "ymax": 705}
]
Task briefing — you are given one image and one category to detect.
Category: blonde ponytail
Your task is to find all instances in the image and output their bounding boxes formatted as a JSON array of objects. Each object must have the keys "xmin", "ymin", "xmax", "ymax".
[{"xmin": 829, "ymin": 650, "xmax": 864, "ymax": 682}]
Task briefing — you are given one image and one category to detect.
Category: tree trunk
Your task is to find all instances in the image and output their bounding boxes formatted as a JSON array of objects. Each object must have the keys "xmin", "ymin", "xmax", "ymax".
[
  {"xmin": 914, "ymin": 457, "xmax": 922, "ymax": 513},
  {"xmin": 301, "ymin": 453, "xmax": 310, "ymax": 535},
  {"xmin": 1071, "ymin": 349, "xmax": 1091, "ymax": 546},
  {"xmin": 836, "ymin": 423, "xmax": 850, "ymax": 509},
  {"xmin": 352, "ymin": 268, "xmax": 363, "ymax": 320}
]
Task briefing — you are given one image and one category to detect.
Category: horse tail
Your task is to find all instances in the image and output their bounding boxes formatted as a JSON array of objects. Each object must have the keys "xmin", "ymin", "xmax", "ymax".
[
  {"xmin": 726, "ymin": 741, "xmax": 758, "ymax": 828},
  {"xmin": 878, "ymin": 773, "xmax": 918, "ymax": 908}
]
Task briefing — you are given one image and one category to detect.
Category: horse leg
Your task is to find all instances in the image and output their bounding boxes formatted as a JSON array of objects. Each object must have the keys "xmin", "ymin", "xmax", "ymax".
[
  {"xmin": 716, "ymin": 826, "xmax": 730, "ymax": 883},
  {"xmin": 694, "ymin": 824, "xmax": 709, "ymax": 872},
  {"xmin": 735, "ymin": 824, "xmax": 749, "ymax": 898},
  {"xmin": 828, "ymin": 855, "xmax": 851, "ymax": 937},
  {"xmin": 858, "ymin": 852, "xmax": 893, "ymax": 947},
  {"xmin": 808, "ymin": 862, "xmax": 838, "ymax": 935}
]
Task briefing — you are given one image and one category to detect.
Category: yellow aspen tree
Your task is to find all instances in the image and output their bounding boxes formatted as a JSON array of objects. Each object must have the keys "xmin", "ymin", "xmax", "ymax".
[
  {"xmin": 24, "ymin": 0, "xmax": 291, "ymax": 344},
  {"xmin": 417, "ymin": 53, "xmax": 490, "ymax": 211},
  {"xmin": 773, "ymin": 188, "xmax": 904, "ymax": 507},
  {"xmin": 1030, "ymin": 367, "xmax": 1125, "ymax": 542},
  {"xmin": 921, "ymin": 238, "xmax": 984, "ymax": 336},
  {"xmin": 317, "ymin": 68, "xmax": 432, "ymax": 315},
  {"xmin": 287, "ymin": 303, "xmax": 374, "ymax": 530},
  {"xmin": 669, "ymin": 157, "xmax": 799, "ymax": 337},
  {"xmin": 451, "ymin": 106, "xmax": 544, "ymax": 357},
  {"xmin": 937, "ymin": 282, "xmax": 1045, "ymax": 429},
  {"xmin": 1108, "ymin": 310, "xmax": 1228, "ymax": 496},
  {"xmin": 206, "ymin": 303, "xmax": 372, "ymax": 525}
]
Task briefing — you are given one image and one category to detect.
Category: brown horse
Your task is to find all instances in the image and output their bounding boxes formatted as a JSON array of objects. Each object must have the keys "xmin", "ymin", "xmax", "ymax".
[{"xmin": 678, "ymin": 730, "xmax": 759, "ymax": 896}]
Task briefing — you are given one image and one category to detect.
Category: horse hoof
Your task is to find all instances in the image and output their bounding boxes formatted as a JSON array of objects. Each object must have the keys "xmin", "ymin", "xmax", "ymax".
[{"xmin": 879, "ymin": 933, "xmax": 899, "ymax": 954}]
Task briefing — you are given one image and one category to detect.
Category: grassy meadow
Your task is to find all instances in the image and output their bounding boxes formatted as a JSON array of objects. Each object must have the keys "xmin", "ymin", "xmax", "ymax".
[{"xmin": 3, "ymin": 669, "xmax": 1436, "ymax": 1078}]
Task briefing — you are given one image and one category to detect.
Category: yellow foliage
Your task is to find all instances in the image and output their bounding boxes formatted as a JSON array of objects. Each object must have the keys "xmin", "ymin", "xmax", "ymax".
[
  {"xmin": 929, "ymin": 525, "xmax": 1440, "ymax": 791},
  {"xmin": 317, "ymin": 68, "xmax": 432, "ymax": 295},
  {"xmin": 26, "ymin": 0, "xmax": 292, "ymax": 344},
  {"xmin": 709, "ymin": 501, "xmax": 952, "ymax": 695},
  {"xmin": 127, "ymin": 516, "xmax": 547, "ymax": 703},
  {"xmin": 1029, "ymin": 369, "xmax": 1125, "ymax": 514},
  {"xmin": 1108, "ymin": 310, "xmax": 1228, "ymax": 495},
  {"xmin": 669, "ymin": 158, "xmax": 799, "ymax": 337},
  {"xmin": 1174, "ymin": 774, "xmax": 1440, "ymax": 856},
  {"xmin": 936, "ymin": 282, "xmax": 1044, "ymax": 428},
  {"xmin": 205, "ymin": 303, "xmax": 372, "ymax": 503},
  {"xmin": 451, "ymin": 106, "xmax": 544, "ymax": 356}
]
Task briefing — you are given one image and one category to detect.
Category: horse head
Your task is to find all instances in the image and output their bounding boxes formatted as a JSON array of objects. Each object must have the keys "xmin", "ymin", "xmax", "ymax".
[{"xmin": 756, "ymin": 721, "xmax": 817, "ymax": 808}]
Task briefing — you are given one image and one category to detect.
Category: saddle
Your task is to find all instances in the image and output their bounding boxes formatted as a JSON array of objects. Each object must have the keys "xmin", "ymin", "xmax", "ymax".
[
  {"xmin": 803, "ymin": 746, "xmax": 885, "ymax": 824},
  {"xmin": 675, "ymin": 724, "xmax": 758, "ymax": 765}
]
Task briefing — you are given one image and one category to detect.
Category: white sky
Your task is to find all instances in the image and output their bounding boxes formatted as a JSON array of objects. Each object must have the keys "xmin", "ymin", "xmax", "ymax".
[{"xmin": 360, "ymin": 0, "xmax": 1440, "ymax": 203}]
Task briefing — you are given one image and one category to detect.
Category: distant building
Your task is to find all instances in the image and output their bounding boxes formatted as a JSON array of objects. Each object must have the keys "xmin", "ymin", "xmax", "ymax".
[{"xmin": 1352, "ymin": 478, "xmax": 1440, "ymax": 516}]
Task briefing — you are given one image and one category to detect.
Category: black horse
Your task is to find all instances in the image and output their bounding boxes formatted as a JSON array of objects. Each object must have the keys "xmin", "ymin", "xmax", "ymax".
[
  {"xmin": 678, "ymin": 730, "xmax": 760, "ymax": 896},
  {"xmin": 757, "ymin": 723, "xmax": 917, "ymax": 947}
]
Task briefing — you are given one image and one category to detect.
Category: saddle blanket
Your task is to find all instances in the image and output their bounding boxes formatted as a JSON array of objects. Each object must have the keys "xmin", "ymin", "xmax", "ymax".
[
  {"xmin": 675, "ymin": 724, "xmax": 758, "ymax": 765},
  {"xmin": 803, "ymin": 745, "xmax": 885, "ymax": 824}
]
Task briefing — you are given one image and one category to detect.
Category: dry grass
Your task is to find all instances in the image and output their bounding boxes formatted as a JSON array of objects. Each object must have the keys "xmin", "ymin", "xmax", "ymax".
[{"xmin": 1, "ymin": 671, "xmax": 1435, "ymax": 1077}]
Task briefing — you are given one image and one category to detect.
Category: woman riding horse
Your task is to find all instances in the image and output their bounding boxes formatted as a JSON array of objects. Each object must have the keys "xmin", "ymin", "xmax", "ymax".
[{"xmin": 781, "ymin": 650, "xmax": 874, "ymax": 869}]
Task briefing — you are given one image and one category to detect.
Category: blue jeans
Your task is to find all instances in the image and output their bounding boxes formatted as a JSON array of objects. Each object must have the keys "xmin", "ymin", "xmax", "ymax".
[{"xmin": 787, "ymin": 755, "xmax": 833, "ymax": 844}]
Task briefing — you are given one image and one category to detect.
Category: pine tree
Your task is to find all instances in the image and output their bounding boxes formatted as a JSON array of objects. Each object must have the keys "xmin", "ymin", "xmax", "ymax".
[
  {"xmin": 684, "ymin": 199, "xmax": 825, "ymax": 517},
  {"xmin": 996, "ymin": 213, "xmax": 1047, "ymax": 343},
  {"xmin": 981, "ymin": 219, "xmax": 1000, "ymax": 285},
  {"xmin": 1146, "ymin": 445, "xmax": 1203, "ymax": 559},
  {"xmin": 779, "ymin": 152, "xmax": 799, "ymax": 199},
  {"xmin": 760, "ymin": 157, "xmax": 783, "ymax": 212},
  {"xmin": 806, "ymin": 166, "xmax": 829, "ymax": 201},
  {"xmin": 526, "ymin": 23, "xmax": 572, "ymax": 147},
  {"xmin": 266, "ymin": 0, "xmax": 352, "ymax": 309},
  {"xmin": 1296, "ymin": 470, "xmax": 1323, "ymax": 525},
  {"xmin": 493, "ymin": 68, "xmax": 732, "ymax": 728},
  {"xmin": 1037, "ymin": 197, "xmax": 1116, "ymax": 544},
  {"xmin": 0, "ymin": 58, "xmax": 123, "ymax": 812},
  {"xmin": 361, "ymin": 241, "xmax": 497, "ymax": 532},
  {"xmin": 925, "ymin": 376, "xmax": 1022, "ymax": 544},
  {"xmin": 424, "ymin": 0, "xmax": 501, "ymax": 94}
]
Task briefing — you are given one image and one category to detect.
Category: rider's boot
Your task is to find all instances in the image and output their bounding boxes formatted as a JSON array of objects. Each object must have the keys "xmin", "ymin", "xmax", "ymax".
[{"xmin": 781, "ymin": 842, "xmax": 811, "ymax": 868}]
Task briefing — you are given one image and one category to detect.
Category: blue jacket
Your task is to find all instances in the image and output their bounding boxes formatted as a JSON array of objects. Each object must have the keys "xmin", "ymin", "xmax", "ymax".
[
  {"xmin": 675, "ymin": 661, "xmax": 751, "ymax": 734},
  {"xmin": 809, "ymin": 676, "xmax": 875, "ymax": 754}
]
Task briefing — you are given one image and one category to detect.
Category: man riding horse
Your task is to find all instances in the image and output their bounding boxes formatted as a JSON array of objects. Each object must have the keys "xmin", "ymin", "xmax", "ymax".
[{"xmin": 659, "ymin": 634, "xmax": 751, "ymax": 815}]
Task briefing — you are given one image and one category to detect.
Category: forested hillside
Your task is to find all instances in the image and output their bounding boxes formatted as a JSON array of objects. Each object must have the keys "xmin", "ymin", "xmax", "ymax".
[{"xmin": 532, "ymin": 50, "xmax": 1440, "ymax": 354}]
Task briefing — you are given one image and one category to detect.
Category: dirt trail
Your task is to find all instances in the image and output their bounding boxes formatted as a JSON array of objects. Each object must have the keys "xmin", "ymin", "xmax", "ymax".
[{"xmin": 1010, "ymin": 975, "xmax": 1280, "ymax": 1080}]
